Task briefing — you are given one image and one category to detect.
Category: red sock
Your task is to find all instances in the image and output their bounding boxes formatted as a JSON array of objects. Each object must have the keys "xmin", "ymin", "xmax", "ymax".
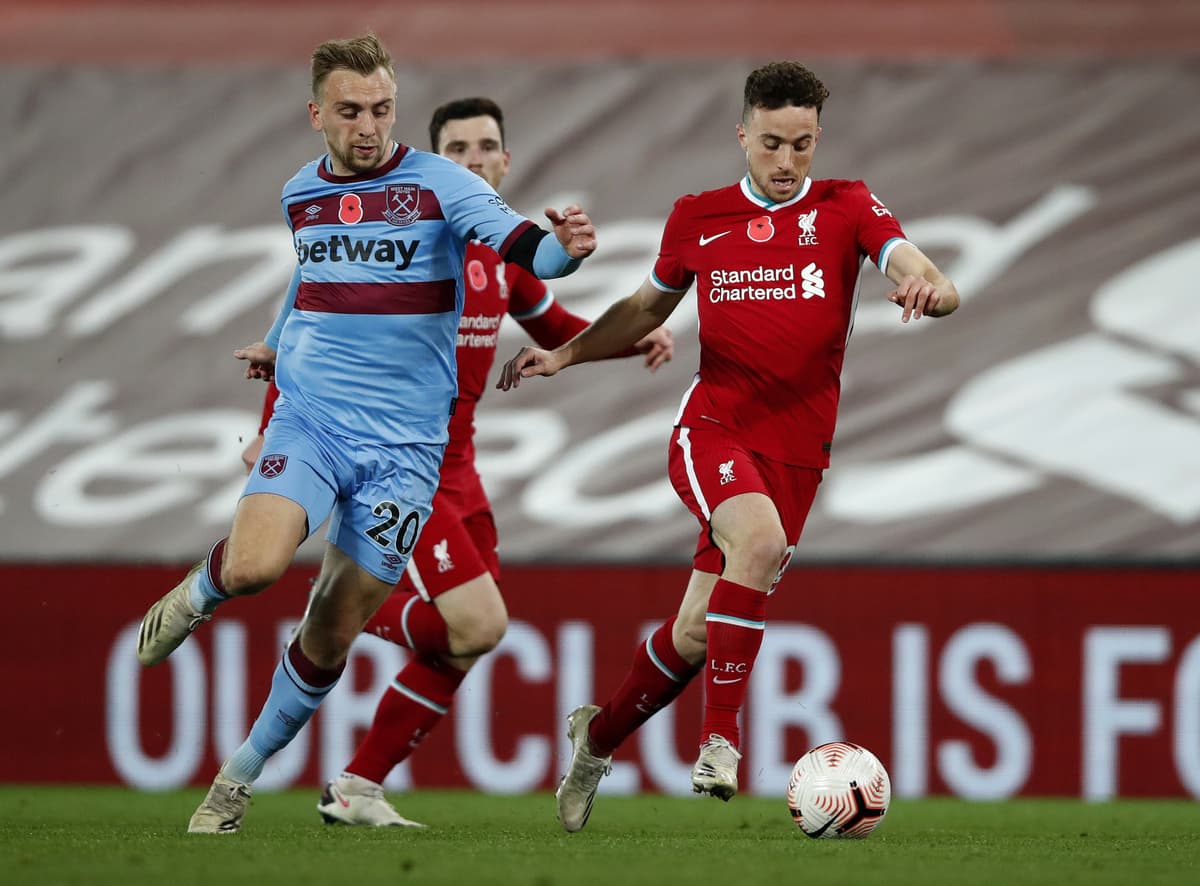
[
  {"xmin": 344, "ymin": 654, "xmax": 466, "ymax": 784},
  {"xmin": 701, "ymin": 579, "xmax": 768, "ymax": 750},
  {"xmin": 363, "ymin": 589, "xmax": 451, "ymax": 654},
  {"xmin": 588, "ymin": 617, "xmax": 700, "ymax": 757}
]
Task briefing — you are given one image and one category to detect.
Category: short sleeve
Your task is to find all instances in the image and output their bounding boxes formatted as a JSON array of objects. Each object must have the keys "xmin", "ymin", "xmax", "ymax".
[
  {"xmin": 439, "ymin": 161, "xmax": 532, "ymax": 255},
  {"xmin": 650, "ymin": 198, "xmax": 695, "ymax": 293},
  {"xmin": 853, "ymin": 182, "xmax": 908, "ymax": 273}
]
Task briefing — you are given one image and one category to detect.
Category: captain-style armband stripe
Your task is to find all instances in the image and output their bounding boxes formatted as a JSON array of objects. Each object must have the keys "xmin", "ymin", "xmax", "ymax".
[
  {"xmin": 876, "ymin": 237, "xmax": 909, "ymax": 276},
  {"xmin": 498, "ymin": 220, "xmax": 540, "ymax": 262},
  {"xmin": 650, "ymin": 271, "xmax": 690, "ymax": 293}
]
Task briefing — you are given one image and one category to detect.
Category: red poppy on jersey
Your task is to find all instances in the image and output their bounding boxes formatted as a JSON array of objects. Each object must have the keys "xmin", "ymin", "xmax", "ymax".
[
  {"xmin": 653, "ymin": 176, "xmax": 907, "ymax": 468},
  {"xmin": 466, "ymin": 258, "xmax": 489, "ymax": 291},
  {"xmin": 338, "ymin": 193, "xmax": 364, "ymax": 224},
  {"xmin": 747, "ymin": 215, "xmax": 774, "ymax": 242}
]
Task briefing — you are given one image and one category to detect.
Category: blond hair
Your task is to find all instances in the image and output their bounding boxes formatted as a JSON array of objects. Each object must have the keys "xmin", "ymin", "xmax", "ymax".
[{"xmin": 310, "ymin": 33, "xmax": 395, "ymax": 100}]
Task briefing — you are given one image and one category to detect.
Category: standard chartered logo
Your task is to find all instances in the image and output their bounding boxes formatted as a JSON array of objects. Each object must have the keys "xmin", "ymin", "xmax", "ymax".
[
  {"xmin": 800, "ymin": 262, "xmax": 825, "ymax": 300},
  {"xmin": 708, "ymin": 264, "xmax": 798, "ymax": 302},
  {"xmin": 705, "ymin": 263, "xmax": 826, "ymax": 303}
]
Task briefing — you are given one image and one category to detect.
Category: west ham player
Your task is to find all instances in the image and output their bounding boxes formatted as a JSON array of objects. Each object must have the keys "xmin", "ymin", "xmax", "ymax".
[
  {"xmin": 133, "ymin": 36, "xmax": 598, "ymax": 834},
  {"xmin": 245, "ymin": 97, "xmax": 673, "ymax": 827},
  {"xmin": 497, "ymin": 61, "xmax": 960, "ymax": 831}
]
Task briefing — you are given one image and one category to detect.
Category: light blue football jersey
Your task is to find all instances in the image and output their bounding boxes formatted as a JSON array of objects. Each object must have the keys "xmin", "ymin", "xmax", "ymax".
[{"xmin": 269, "ymin": 143, "xmax": 535, "ymax": 446}]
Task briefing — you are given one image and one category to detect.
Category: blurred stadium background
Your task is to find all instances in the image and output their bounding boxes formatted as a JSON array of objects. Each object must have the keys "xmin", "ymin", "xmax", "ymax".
[{"xmin": 2, "ymin": 0, "xmax": 1199, "ymax": 801}]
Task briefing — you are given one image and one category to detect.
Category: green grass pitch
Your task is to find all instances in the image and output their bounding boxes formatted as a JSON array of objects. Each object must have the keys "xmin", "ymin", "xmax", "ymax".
[{"xmin": 2, "ymin": 787, "xmax": 1198, "ymax": 886}]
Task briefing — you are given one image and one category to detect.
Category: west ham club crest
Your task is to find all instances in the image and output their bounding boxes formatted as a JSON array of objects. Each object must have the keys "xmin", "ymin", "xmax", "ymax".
[{"xmin": 383, "ymin": 184, "xmax": 421, "ymax": 226}]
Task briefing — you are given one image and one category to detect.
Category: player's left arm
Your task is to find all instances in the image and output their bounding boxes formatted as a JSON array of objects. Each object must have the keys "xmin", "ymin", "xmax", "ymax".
[
  {"xmin": 508, "ymin": 205, "xmax": 596, "ymax": 279},
  {"xmin": 881, "ymin": 241, "xmax": 960, "ymax": 323},
  {"xmin": 443, "ymin": 164, "xmax": 595, "ymax": 279}
]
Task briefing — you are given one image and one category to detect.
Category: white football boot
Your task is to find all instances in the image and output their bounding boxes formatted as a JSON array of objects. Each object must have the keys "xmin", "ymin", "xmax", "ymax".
[
  {"xmin": 137, "ymin": 561, "xmax": 211, "ymax": 666},
  {"xmin": 188, "ymin": 769, "xmax": 252, "ymax": 834},
  {"xmin": 690, "ymin": 734, "xmax": 742, "ymax": 800},
  {"xmin": 317, "ymin": 773, "xmax": 425, "ymax": 828},
  {"xmin": 555, "ymin": 704, "xmax": 612, "ymax": 833}
]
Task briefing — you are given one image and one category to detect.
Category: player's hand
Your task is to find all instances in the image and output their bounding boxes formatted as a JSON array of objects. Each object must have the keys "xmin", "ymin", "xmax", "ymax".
[
  {"xmin": 496, "ymin": 346, "xmax": 564, "ymax": 390},
  {"xmin": 241, "ymin": 434, "xmax": 264, "ymax": 474},
  {"xmin": 545, "ymin": 205, "xmax": 597, "ymax": 259},
  {"xmin": 235, "ymin": 341, "xmax": 277, "ymax": 381},
  {"xmin": 633, "ymin": 326, "xmax": 674, "ymax": 372},
  {"xmin": 886, "ymin": 275, "xmax": 942, "ymax": 323}
]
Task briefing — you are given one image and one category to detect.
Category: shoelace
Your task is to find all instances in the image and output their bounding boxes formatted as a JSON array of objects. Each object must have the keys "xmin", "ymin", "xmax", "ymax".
[
  {"xmin": 695, "ymin": 735, "xmax": 742, "ymax": 774},
  {"xmin": 186, "ymin": 612, "xmax": 212, "ymax": 630},
  {"xmin": 700, "ymin": 734, "xmax": 742, "ymax": 758},
  {"xmin": 212, "ymin": 782, "xmax": 249, "ymax": 816}
]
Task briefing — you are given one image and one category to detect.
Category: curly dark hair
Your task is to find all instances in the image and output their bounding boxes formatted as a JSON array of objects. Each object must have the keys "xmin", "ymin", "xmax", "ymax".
[
  {"xmin": 428, "ymin": 97, "xmax": 506, "ymax": 152},
  {"xmin": 743, "ymin": 62, "xmax": 830, "ymax": 120}
]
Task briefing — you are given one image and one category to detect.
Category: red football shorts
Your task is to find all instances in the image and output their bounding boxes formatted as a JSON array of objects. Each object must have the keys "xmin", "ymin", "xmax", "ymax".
[
  {"xmin": 668, "ymin": 424, "xmax": 821, "ymax": 587},
  {"xmin": 397, "ymin": 461, "xmax": 499, "ymax": 600}
]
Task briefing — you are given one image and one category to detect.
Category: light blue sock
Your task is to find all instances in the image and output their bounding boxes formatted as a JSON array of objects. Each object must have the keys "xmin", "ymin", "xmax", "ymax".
[
  {"xmin": 187, "ymin": 566, "xmax": 227, "ymax": 614},
  {"xmin": 224, "ymin": 741, "xmax": 268, "ymax": 784},
  {"xmin": 222, "ymin": 650, "xmax": 341, "ymax": 784}
]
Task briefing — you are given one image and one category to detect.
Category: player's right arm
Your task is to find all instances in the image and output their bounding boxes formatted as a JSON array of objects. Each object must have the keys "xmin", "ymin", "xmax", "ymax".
[
  {"xmin": 241, "ymin": 382, "xmax": 280, "ymax": 472},
  {"xmin": 234, "ymin": 262, "xmax": 302, "ymax": 380},
  {"xmin": 496, "ymin": 278, "xmax": 685, "ymax": 389},
  {"xmin": 497, "ymin": 198, "xmax": 695, "ymax": 390},
  {"xmin": 236, "ymin": 260, "xmax": 297, "ymax": 470}
]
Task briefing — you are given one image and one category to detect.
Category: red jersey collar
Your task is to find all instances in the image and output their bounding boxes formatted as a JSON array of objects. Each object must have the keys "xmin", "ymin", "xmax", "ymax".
[{"xmin": 317, "ymin": 142, "xmax": 408, "ymax": 183}]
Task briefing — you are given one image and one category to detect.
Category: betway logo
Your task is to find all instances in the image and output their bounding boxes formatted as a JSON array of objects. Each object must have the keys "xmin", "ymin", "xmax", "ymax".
[{"xmin": 296, "ymin": 235, "xmax": 420, "ymax": 271}]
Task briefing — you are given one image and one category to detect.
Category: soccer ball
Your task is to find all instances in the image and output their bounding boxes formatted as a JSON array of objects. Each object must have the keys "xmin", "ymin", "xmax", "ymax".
[{"xmin": 786, "ymin": 741, "xmax": 891, "ymax": 839}]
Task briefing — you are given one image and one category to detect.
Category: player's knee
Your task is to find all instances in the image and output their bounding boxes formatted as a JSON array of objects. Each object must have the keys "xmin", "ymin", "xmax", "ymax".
[
  {"xmin": 295, "ymin": 624, "xmax": 354, "ymax": 670},
  {"xmin": 732, "ymin": 530, "xmax": 788, "ymax": 585},
  {"xmin": 450, "ymin": 604, "xmax": 507, "ymax": 656}
]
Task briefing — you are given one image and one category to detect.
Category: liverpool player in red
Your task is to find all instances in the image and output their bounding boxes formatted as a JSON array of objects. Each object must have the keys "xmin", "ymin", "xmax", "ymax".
[
  {"xmin": 497, "ymin": 62, "xmax": 960, "ymax": 831},
  {"xmin": 245, "ymin": 97, "xmax": 672, "ymax": 827}
]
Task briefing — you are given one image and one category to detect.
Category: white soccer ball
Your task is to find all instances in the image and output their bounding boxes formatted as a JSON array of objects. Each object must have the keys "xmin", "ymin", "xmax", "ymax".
[{"xmin": 786, "ymin": 741, "xmax": 891, "ymax": 839}]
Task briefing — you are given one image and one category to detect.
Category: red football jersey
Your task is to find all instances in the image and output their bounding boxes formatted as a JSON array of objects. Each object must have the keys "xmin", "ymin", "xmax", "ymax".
[
  {"xmin": 449, "ymin": 240, "xmax": 590, "ymax": 455},
  {"xmin": 652, "ymin": 176, "xmax": 908, "ymax": 468}
]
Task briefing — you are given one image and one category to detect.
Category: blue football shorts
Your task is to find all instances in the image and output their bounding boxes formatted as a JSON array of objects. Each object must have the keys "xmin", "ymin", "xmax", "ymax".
[{"xmin": 242, "ymin": 405, "xmax": 442, "ymax": 584}]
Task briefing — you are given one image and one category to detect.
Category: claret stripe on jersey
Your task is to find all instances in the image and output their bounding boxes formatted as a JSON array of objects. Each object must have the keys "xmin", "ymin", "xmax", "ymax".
[
  {"xmin": 315, "ymin": 143, "xmax": 408, "ymax": 183},
  {"xmin": 295, "ymin": 280, "xmax": 457, "ymax": 316},
  {"xmin": 273, "ymin": 143, "xmax": 534, "ymax": 448},
  {"xmin": 288, "ymin": 188, "xmax": 446, "ymax": 231}
]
